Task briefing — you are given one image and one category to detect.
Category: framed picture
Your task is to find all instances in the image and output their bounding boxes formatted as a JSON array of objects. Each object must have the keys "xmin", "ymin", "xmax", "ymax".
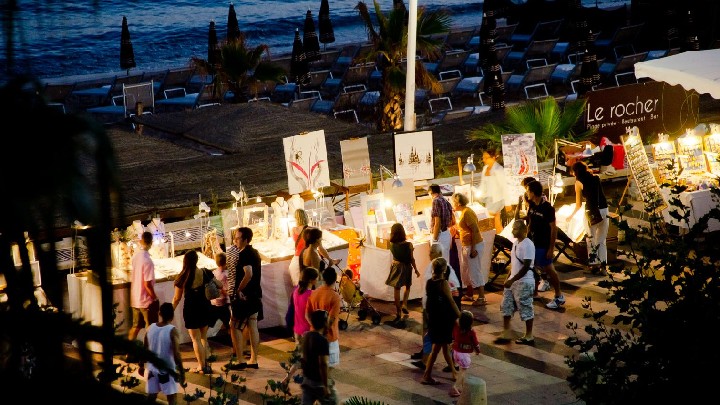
[
  {"xmin": 412, "ymin": 215, "xmax": 430, "ymax": 235},
  {"xmin": 377, "ymin": 222, "xmax": 394, "ymax": 241},
  {"xmin": 242, "ymin": 204, "xmax": 269, "ymax": 241},
  {"xmin": 340, "ymin": 137, "xmax": 371, "ymax": 187},
  {"xmin": 361, "ymin": 193, "xmax": 387, "ymax": 227}
]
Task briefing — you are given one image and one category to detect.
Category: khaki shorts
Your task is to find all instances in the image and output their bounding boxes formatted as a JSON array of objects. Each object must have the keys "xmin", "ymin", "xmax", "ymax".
[{"xmin": 131, "ymin": 300, "xmax": 159, "ymax": 330}]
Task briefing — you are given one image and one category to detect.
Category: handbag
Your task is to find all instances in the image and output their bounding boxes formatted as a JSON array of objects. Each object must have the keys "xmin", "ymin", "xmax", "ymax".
[
  {"xmin": 585, "ymin": 207, "xmax": 603, "ymax": 226},
  {"xmin": 285, "ymin": 287, "xmax": 297, "ymax": 331},
  {"xmin": 204, "ymin": 268, "xmax": 222, "ymax": 301}
]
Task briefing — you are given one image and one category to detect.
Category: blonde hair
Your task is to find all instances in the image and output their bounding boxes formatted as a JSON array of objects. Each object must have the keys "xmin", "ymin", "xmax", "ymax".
[
  {"xmin": 429, "ymin": 243, "xmax": 443, "ymax": 260},
  {"xmin": 295, "ymin": 209, "xmax": 309, "ymax": 226},
  {"xmin": 452, "ymin": 192, "xmax": 469, "ymax": 207}
]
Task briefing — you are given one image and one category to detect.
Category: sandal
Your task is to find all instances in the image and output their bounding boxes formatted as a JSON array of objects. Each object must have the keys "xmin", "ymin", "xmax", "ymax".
[
  {"xmin": 189, "ymin": 367, "xmax": 204, "ymax": 374},
  {"xmin": 420, "ymin": 377, "xmax": 441, "ymax": 385},
  {"xmin": 472, "ymin": 298, "xmax": 487, "ymax": 306},
  {"xmin": 515, "ymin": 337, "xmax": 535, "ymax": 345}
]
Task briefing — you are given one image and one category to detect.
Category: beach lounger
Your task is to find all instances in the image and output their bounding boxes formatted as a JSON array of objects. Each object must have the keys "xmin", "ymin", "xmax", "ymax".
[
  {"xmin": 155, "ymin": 84, "xmax": 221, "ymax": 112},
  {"xmin": 86, "ymin": 80, "xmax": 154, "ymax": 125}
]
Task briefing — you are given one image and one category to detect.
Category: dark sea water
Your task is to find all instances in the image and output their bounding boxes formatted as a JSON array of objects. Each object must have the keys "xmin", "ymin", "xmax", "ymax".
[{"xmin": 2, "ymin": 0, "xmax": 628, "ymax": 80}]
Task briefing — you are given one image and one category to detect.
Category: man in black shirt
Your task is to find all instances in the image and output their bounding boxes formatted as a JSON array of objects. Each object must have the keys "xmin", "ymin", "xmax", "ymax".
[{"xmin": 526, "ymin": 181, "xmax": 565, "ymax": 309}]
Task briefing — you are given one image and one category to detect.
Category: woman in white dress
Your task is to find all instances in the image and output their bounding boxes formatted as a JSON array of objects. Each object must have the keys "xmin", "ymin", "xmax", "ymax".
[{"xmin": 479, "ymin": 147, "xmax": 513, "ymax": 233}]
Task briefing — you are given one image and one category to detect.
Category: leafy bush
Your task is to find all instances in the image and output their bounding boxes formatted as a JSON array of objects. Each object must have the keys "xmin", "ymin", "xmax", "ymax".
[{"xmin": 565, "ymin": 186, "xmax": 720, "ymax": 404}]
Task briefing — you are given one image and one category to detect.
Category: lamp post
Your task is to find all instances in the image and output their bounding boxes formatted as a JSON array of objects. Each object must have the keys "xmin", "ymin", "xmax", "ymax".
[
  {"xmin": 404, "ymin": 0, "xmax": 418, "ymax": 131},
  {"xmin": 549, "ymin": 172, "xmax": 564, "ymax": 206},
  {"xmin": 463, "ymin": 154, "xmax": 476, "ymax": 203}
]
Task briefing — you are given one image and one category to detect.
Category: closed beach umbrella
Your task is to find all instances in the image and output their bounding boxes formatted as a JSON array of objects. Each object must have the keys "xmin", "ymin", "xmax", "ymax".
[
  {"xmin": 120, "ymin": 16, "xmax": 136, "ymax": 74},
  {"xmin": 291, "ymin": 28, "xmax": 311, "ymax": 87},
  {"xmin": 318, "ymin": 0, "xmax": 335, "ymax": 49},
  {"xmin": 577, "ymin": 27, "xmax": 600, "ymax": 96},
  {"xmin": 227, "ymin": 3, "xmax": 241, "ymax": 42},
  {"xmin": 208, "ymin": 20, "xmax": 220, "ymax": 69},
  {"xmin": 480, "ymin": 4, "xmax": 505, "ymax": 111},
  {"xmin": 303, "ymin": 10, "xmax": 321, "ymax": 62}
]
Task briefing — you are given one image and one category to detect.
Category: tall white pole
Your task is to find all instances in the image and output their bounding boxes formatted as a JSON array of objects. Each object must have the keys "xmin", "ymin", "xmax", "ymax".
[{"xmin": 404, "ymin": 0, "xmax": 418, "ymax": 132}]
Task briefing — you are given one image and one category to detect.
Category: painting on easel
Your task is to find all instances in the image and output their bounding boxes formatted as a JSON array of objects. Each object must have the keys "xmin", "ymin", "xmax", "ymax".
[{"xmin": 283, "ymin": 130, "xmax": 330, "ymax": 194}]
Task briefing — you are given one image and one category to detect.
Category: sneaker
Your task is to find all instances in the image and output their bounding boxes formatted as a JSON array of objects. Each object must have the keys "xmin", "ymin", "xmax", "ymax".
[
  {"xmin": 538, "ymin": 280, "xmax": 552, "ymax": 292},
  {"xmin": 556, "ymin": 294, "xmax": 566, "ymax": 305},
  {"xmin": 546, "ymin": 296, "xmax": 565, "ymax": 309}
]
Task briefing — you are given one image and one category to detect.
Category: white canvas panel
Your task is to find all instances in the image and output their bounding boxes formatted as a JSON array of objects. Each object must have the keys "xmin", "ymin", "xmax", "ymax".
[
  {"xmin": 340, "ymin": 137, "xmax": 371, "ymax": 187},
  {"xmin": 283, "ymin": 130, "xmax": 331, "ymax": 194},
  {"xmin": 394, "ymin": 131, "xmax": 434, "ymax": 180}
]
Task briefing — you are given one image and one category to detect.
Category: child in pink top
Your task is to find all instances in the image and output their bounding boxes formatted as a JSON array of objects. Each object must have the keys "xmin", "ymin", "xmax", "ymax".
[
  {"xmin": 450, "ymin": 310, "xmax": 481, "ymax": 397},
  {"xmin": 292, "ymin": 267, "xmax": 319, "ymax": 349}
]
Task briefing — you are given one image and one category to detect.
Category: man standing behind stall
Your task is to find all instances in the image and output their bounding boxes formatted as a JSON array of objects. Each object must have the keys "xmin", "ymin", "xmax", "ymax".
[
  {"xmin": 128, "ymin": 231, "xmax": 159, "ymax": 356},
  {"xmin": 429, "ymin": 184, "xmax": 455, "ymax": 262},
  {"xmin": 525, "ymin": 180, "xmax": 565, "ymax": 309}
]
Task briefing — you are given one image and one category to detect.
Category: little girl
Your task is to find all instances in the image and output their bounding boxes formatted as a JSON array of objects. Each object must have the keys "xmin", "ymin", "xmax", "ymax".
[{"xmin": 450, "ymin": 310, "xmax": 481, "ymax": 397}]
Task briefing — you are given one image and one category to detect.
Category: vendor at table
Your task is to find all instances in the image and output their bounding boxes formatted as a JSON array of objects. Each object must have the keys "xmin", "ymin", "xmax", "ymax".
[{"xmin": 479, "ymin": 147, "xmax": 513, "ymax": 233}]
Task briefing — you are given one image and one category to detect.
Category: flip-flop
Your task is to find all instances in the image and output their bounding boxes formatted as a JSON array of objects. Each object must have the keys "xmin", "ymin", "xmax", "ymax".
[
  {"xmin": 420, "ymin": 378, "xmax": 441, "ymax": 385},
  {"xmin": 515, "ymin": 337, "xmax": 536, "ymax": 345}
]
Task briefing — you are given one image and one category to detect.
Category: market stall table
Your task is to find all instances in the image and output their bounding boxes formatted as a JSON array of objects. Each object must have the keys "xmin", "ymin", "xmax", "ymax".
[{"xmin": 661, "ymin": 187, "xmax": 720, "ymax": 232}]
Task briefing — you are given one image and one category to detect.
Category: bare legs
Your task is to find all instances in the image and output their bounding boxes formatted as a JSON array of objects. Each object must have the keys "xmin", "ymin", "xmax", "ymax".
[
  {"xmin": 188, "ymin": 326, "xmax": 209, "ymax": 372},
  {"xmin": 246, "ymin": 315, "xmax": 260, "ymax": 365},
  {"xmin": 423, "ymin": 343, "xmax": 457, "ymax": 383}
]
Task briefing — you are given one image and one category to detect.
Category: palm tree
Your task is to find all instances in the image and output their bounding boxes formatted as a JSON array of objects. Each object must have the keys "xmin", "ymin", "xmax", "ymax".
[
  {"xmin": 356, "ymin": 0, "xmax": 451, "ymax": 132},
  {"xmin": 467, "ymin": 97, "xmax": 596, "ymax": 162},
  {"xmin": 193, "ymin": 32, "xmax": 285, "ymax": 103}
]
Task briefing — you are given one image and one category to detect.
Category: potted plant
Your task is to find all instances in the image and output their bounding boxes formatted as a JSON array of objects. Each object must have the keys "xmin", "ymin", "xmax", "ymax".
[{"xmin": 466, "ymin": 97, "xmax": 596, "ymax": 163}]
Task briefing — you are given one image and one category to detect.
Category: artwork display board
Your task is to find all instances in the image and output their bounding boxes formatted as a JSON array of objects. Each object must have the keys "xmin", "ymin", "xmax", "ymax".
[
  {"xmin": 622, "ymin": 126, "xmax": 667, "ymax": 212},
  {"xmin": 394, "ymin": 131, "xmax": 434, "ymax": 180},
  {"xmin": 675, "ymin": 134, "xmax": 706, "ymax": 172},
  {"xmin": 500, "ymin": 133, "xmax": 538, "ymax": 203},
  {"xmin": 651, "ymin": 141, "xmax": 678, "ymax": 183},
  {"xmin": 703, "ymin": 130, "xmax": 720, "ymax": 175},
  {"xmin": 283, "ymin": 130, "xmax": 330, "ymax": 194},
  {"xmin": 360, "ymin": 193, "xmax": 385, "ymax": 245},
  {"xmin": 340, "ymin": 137, "xmax": 371, "ymax": 187}
]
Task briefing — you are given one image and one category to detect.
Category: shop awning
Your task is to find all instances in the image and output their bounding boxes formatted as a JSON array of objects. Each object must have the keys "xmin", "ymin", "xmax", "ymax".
[{"xmin": 634, "ymin": 49, "xmax": 720, "ymax": 99}]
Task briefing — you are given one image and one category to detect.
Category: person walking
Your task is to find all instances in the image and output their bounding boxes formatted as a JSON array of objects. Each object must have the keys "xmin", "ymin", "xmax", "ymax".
[
  {"xmin": 138, "ymin": 302, "xmax": 184, "ymax": 405},
  {"xmin": 128, "ymin": 231, "xmax": 159, "ymax": 359},
  {"xmin": 494, "ymin": 220, "xmax": 536, "ymax": 345},
  {"xmin": 227, "ymin": 227, "xmax": 263, "ymax": 370},
  {"xmin": 421, "ymin": 257, "xmax": 461, "ymax": 385},
  {"xmin": 385, "ymin": 223, "xmax": 420, "ymax": 324},
  {"xmin": 171, "ymin": 250, "xmax": 213, "ymax": 374},
  {"xmin": 452, "ymin": 192, "xmax": 487, "ymax": 306},
  {"xmin": 568, "ymin": 161, "xmax": 610, "ymax": 275},
  {"xmin": 449, "ymin": 310, "xmax": 481, "ymax": 397},
  {"xmin": 525, "ymin": 180, "xmax": 565, "ymax": 309},
  {"xmin": 307, "ymin": 267, "xmax": 342, "ymax": 368},
  {"xmin": 428, "ymin": 184, "xmax": 455, "ymax": 261},
  {"xmin": 411, "ymin": 243, "xmax": 461, "ymax": 370},
  {"xmin": 292, "ymin": 267, "xmax": 320, "ymax": 349},
  {"xmin": 209, "ymin": 252, "xmax": 231, "ymax": 339},
  {"xmin": 479, "ymin": 147, "xmax": 513, "ymax": 233},
  {"xmin": 283, "ymin": 309, "xmax": 338, "ymax": 405}
]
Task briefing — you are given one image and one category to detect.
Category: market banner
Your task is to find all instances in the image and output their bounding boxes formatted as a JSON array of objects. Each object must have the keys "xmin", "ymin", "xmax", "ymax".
[
  {"xmin": 500, "ymin": 133, "xmax": 538, "ymax": 203},
  {"xmin": 584, "ymin": 81, "xmax": 699, "ymax": 143},
  {"xmin": 283, "ymin": 130, "xmax": 330, "ymax": 194}
]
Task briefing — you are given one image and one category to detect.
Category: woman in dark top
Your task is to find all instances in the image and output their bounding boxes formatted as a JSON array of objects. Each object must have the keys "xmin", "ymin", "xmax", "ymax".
[
  {"xmin": 172, "ymin": 250, "xmax": 212, "ymax": 374},
  {"xmin": 422, "ymin": 257, "xmax": 460, "ymax": 385},
  {"xmin": 569, "ymin": 161, "xmax": 610, "ymax": 274},
  {"xmin": 385, "ymin": 223, "xmax": 419, "ymax": 323}
]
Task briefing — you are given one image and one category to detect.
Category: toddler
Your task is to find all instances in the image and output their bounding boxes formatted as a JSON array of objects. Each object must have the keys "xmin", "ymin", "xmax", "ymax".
[{"xmin": 450, "ymin": 310, "xmax": 481, "ymax": 397}]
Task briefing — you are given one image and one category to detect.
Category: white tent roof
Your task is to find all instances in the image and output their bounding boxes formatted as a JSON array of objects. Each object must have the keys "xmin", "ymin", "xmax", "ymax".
[{"xmin": 634, "ymin": 49, "xmax": 720, "ymax": 99}]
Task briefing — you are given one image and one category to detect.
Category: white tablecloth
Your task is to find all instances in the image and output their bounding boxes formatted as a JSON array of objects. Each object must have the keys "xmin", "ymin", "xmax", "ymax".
[
  {"xmin": 661, "ymin": 188, "xmax": 720, "ymax": 232},
  {"xmin": 359, "ymin": 230, "xmax": 495, "ymax": 302}
]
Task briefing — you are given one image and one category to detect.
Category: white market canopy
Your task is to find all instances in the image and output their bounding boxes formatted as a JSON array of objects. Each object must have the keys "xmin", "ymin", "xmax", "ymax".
[{"xmin": 634, "ymin": 49, "xmax": 720, "ymax": 99}]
